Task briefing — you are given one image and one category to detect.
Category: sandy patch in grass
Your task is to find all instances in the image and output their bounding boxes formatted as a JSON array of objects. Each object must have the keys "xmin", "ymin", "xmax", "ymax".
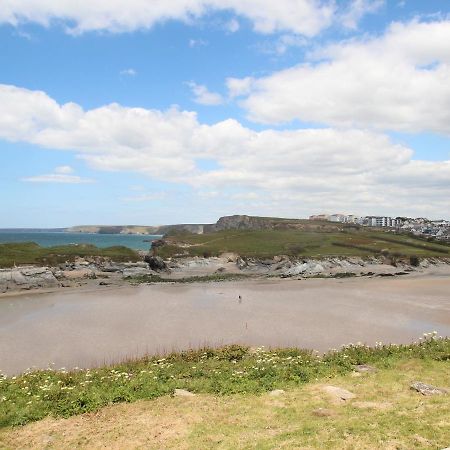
[{"xmin": 0, "ymin": 397, "xmax": 204, "ymax": 450}]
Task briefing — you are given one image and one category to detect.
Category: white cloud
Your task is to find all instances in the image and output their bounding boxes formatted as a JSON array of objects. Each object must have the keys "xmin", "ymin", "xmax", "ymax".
[
  {"xmin": 187, "ymin": 81, "xmax": 224, "ymax": 105},
  {"xmin": 0, "ymin": 1, "xmax": 341, "ymax": 36},
  {"xmin": 189, "ymin": 38, "xmax": 208, "ymax": 48},
  {"xmin": 54, "ymin": 165, "xmax": 74, "ymax": 174},
  {"xmin": 273, "ymin": 34, "xmax": 307, "ymax": 54},
  {"xmin": 225, "ymin": 18, "xmax": 240, "ymax": 33},
  {"xmin": 21, "ymin": 166, "xmax": 93, "ymax": 184},
  {"xmin": 340, "ymin": 0, "xmax": 384, "ymax": 30},
  {"xmin": 120, "ymin": 68, "xmax": 137, "ymax": 76},
  {"xmin": 254, "ymin": 34, "xmax": 308, "ymax": 55},
  {"xmin": 231, "ymin": 192, "xmax": 260, "ymax": 200},
  {"xmin": 235, "ymin": 19, "xmax": 450, "ymax": 134},
  {"xmin": 121, "ymin": 192, "xmax": 167, "ymax": 202},
  {"xmin": 1, "ymin": 83, "xmax": 449, "ymax": 218},
  {"xmin": 226, "ymin": 77, "xmax": 255, "ymax": 98},
  {"xmin": 197, "ymin": 191, "xmax": 220, "ymax": 199}
]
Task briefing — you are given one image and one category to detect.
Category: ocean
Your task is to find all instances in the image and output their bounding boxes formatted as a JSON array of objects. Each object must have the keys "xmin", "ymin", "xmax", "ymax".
[{"xmin": 0, "ymin": 231, "xmax": 162, "ymax": 251}]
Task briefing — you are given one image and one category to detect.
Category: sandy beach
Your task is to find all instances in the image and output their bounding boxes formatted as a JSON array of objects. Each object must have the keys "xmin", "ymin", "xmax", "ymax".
[{"xmin": 1, "ymin": 273, "xmax": 449, "ymax": 375}]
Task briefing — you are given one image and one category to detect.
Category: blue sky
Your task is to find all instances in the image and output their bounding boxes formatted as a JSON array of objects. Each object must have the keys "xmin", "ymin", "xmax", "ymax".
[{"xmin": 0, "ymin": 0, "xmax": 449, "ymax": 226}]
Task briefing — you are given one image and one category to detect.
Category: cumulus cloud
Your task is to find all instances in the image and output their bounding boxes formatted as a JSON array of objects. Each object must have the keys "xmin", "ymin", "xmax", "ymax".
[
  {"xmin": 340, "ymin": 0, "xmax": 384, "ymax": 30},
  {"xmin": 226, "ymin": 77, "xmax": 255, "ymax": 98},
  {"xmin": 255, "ymin": 34, "xmax": 308, "ymax": 55},
  {"xmin": 187, "ymin": 81, "xmax": 224, "ymax": 105},
  {"xmin": 235, "ymin": 19, "xmax": 450, "ymax": 134},
  {"xmin": 1, "ymin": 83, "xmax": 449, "ymax": 217},
  {"xmin": 0, "ymin": 0, "xmax": 344, "ymax": 36}
]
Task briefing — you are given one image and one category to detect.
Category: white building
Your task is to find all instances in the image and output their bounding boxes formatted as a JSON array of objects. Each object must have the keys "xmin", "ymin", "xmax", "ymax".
[
  {"xmin": 329, "ymin": 214, "xmax": 346, "ymax": 223},
  {"xmin": 366, "ymin": 216, "xmax": 399, "ymax": 227}
]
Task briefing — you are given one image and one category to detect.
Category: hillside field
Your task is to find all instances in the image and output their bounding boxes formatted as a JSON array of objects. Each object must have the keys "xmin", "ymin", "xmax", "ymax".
[
  {"xmin": 0, "ymin": 242, "xmax": 139, "ymax": 268},
  {"xmin": 158, "ymin": 228, "xmax": 450, "ymax": 259}
]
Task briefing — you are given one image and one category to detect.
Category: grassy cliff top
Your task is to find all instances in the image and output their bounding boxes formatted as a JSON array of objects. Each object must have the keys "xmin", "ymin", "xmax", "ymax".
[
  {"xmin": 0, "ymin": 242, "xmax": 140, "ymax": 268},
  {"xmin": 158, "ymin": 228, "xmax": 449, "ymax": 259},
  {"xmin": 0, "ymin": 336, "xmax": 448, "ymax": 449}
]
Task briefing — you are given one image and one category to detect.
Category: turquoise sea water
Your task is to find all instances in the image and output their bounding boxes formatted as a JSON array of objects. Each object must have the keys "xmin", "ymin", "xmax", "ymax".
[{"xmin": 0, "ymin": 231, "xmax": 162, "ymax": 251}]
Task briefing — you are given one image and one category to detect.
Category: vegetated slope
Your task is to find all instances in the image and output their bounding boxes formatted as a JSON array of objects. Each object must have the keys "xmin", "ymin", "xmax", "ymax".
[
  {"xmin": 0, "ymin": 242, "xmax": 140, "ymax": 268},
  {"xmin": 2, "ymin": 357, "xmax": 448, "ymax": 449},
  {"xmin": 0, "ymin": 337, "xmax": 448, "ymax": 449},
  {"xmin": 158, "ymin": 227, "xmax": 450, "ymax": 259},
  {"xmin": 66, "ymin": 215, "xmax": 350, "ymax": 236}
]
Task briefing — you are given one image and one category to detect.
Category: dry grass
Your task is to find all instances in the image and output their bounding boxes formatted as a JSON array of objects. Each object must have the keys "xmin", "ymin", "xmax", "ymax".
[{"xmin": 1, "ymin": 359, "xmax": 448, "ymax": 450}]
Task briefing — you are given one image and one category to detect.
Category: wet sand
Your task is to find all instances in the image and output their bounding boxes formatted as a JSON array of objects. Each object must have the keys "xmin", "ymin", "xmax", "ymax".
[{"xmin": 1, "ymin": 276, "xmax": 449, "ymax": 375}]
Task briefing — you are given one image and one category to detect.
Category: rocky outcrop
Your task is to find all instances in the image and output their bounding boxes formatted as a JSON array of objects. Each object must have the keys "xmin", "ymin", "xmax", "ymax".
[
  {"xmin": 322, "ymin": 386, "xmax": 356, "ymax": 402},
  {"xmin": 0, "ymin": 259, "xmax": 160, "ymax": 293},
  {"xmin": 206, "ymin": 215, "xmax": 275, "ymax": 232},
  {"xmin": 202, "ymin": 215, "xmax": 348, "ymax": 233},
  {"xmin": 411, "ymin": 382, "xmax": 448, "ymax": 396},
  {"xmin": 164, "ymin": 254, "xmax": 448, "ymax": 280},
  {"xmin": 144, "ymin": 255, "xmax": 167, "ymax": 272},
  {"xmin": 0, "ymin": 267, "xmax": 60, "ymax": 293},
  {"xmin": 158, "ymin": 224, "xmax": 205, "ymax": 235}
]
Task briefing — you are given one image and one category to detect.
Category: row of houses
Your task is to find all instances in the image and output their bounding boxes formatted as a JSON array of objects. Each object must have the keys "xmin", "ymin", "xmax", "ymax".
[
  {"xmin": 309, "ymin": 213, "xmax": 399, "ymax": 226},
  {"xmin": 309, "ymin": 213, "xmax": 450, "ymax": 241}
]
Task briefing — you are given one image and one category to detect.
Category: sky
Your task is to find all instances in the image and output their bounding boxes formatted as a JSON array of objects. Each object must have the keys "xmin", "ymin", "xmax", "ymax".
[{"xmin": 0, "ymin": 0, "xmax": 449, "ymax": 227}]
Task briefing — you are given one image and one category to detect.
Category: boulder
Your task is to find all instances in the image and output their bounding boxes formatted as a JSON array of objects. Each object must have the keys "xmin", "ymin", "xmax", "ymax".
[
  {"xmin": 354, "ymin": 364, "xmax": 377, "ymax": 373},
  {"xmin": 268, "ymin": 389, "xmax": 285, "ymax": 397},
  {"xmin": 0, "ymin": 267, "xmax": 59, "ymax": 292},
  {"xmin": 174, "ymin": 389, "xmax": 195, "ymax": 397},
  {"xmin": 322, "ymin": 386, "xmax": 356, "ymax": 402},
  {"xmin": 144, "ymin": 255, "xmax": 167, "ymax": 272},
  {"xmin": 236, "ymin": 257, "xmax": 248, "ymax": 270},
  {"xmin": 410, "ymin": 382, "xmax": 448, "ymax": 396}
]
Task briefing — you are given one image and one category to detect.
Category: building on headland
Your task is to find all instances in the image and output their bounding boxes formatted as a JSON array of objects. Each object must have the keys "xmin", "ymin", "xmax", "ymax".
[
  {"xmin": 329, "ymin": 214, "xmax": 346, "ymax": 223},
  {"xmin": 322, "ymin": 214, "xmax": 361, "ymax": 224},
  {"xmin": 309, "ymin": 213, "xmax": 450, "ymax": 241},
  {"xmin": 309, "ymin": 214, "xmax": 330, "ymax": 221},
  {"xmin": 366, "ymin": 216, "xmax": 400, "ymax": 228}
]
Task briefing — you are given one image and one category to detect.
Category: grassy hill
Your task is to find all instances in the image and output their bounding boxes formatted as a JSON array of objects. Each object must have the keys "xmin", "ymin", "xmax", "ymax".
[
  {"xmin": 158, "ymin": 228, "xmax": 450, "ymax": 259},
  {"xmin": 0, "ymin": 337, "xmax": 448, "ymax": 448},
  {"xmin": 0, "ymin": 242, "xmax": 140, "ymax": 268}
]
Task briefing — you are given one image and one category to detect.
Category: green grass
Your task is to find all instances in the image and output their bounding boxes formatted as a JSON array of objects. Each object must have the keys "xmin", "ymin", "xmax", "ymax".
[
  {"xmin": 0, "ymin": 242, "xmax": 140, "ymax": 268},
  {"xmin": 1, "ymin": 357, "xmax": 448, "ymax": 449},
  {"xmin": 158, "ymin": 229, "xmax": 450, "ymax": 259},
  {"xmin": 0, "ymin": 335, "xmax": 448, "ymax": 428}
]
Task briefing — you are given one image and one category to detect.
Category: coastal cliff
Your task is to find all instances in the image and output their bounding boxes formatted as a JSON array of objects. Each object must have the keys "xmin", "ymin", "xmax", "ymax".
[{"xmin": 66, "ymin": 215, "xmax": 347, "ymax": 236}]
